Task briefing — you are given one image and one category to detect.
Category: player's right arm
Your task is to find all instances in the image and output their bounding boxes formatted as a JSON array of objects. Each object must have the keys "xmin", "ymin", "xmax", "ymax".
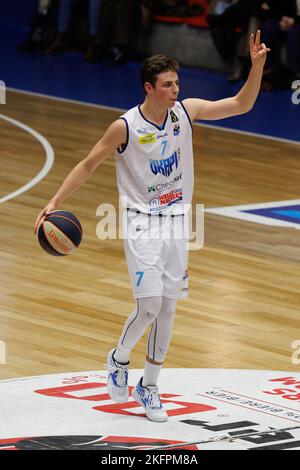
[{"xmin": 34, "ymin": 119, "xmax": 126, "ymax": 233}]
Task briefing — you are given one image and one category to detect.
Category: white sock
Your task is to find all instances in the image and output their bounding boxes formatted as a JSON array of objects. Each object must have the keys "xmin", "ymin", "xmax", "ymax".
[
  {"xmin": 113, "ymin": 344, "xmax": 130, "ymax": 364},
  {"xmin": 142, "ymin": 361, "xmax": 162, "ymax": 387}
]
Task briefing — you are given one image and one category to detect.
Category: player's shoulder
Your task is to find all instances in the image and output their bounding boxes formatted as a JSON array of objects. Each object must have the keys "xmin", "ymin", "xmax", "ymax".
[
  {"xmin": 172, "ymin": 101, "xmax": 193, "ymax": 128},
  {"xmin": 120, "ymin": 105, "xmax": 139, "ymax": 121},
  {"xmin": 111, "ymin": 108, "xmax": 139, "ymax": 151},
  {"xmin": 172, "ymin": 100, "xmax": 189, "ymax": 116},
  {"xmin": 103, "ymin": 118, "xmax": 127, "ymax": 147},
  {"xmin": 107, "ymin": 118, "xmax": 127, "ymax": 135}
]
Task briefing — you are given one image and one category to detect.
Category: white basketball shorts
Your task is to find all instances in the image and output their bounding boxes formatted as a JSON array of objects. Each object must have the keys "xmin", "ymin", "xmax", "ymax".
[{"xmin": 123, "ymin": 210, "xmax": 189, "ymax": 300}]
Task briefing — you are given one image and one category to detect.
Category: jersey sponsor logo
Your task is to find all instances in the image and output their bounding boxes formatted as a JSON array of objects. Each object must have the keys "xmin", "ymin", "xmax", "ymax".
[
  {"xmin": 149, "ymin": 188, "xmax": 183, "ymax": 212},
  {"xmin": 136, "ymin": 127, "xmax": 151, "ymax": 134},
  {"xmin": 139, "ymin": 133, "xmax": 156, "ymax": 145},
  {"xmin": 155, "ymin": 188, "xmax": 183, "ymax": 207},
  {"xmin": 173, "ymin": 124, "xmax": 180, "ymax": 136},
  {"xmin": 156, "ymin": 132, "xmax": 168, "ymax": 139},
  {"xmin": 181, "ymin": 270, "xmax": 189, "ymax": 296},
  {"xmin": 149, "ymin": 150, "xmax": 179, "ymax": 177},
  {"xmin": 147, "ymin": 173, "xmax": 183, "ymax": 193},
  {"xmin": 170, "ymin": 110, "xmax": 179, "ymax": 123},
  {"xmin": 149, "ymin": 197, "xmax": 161, "ymax": 209}
]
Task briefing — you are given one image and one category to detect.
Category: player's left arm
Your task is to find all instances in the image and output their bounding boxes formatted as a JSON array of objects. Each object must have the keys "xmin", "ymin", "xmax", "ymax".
[{"xmin": 182, "ymin": 30, "xmax": 270, "ymax": 121}]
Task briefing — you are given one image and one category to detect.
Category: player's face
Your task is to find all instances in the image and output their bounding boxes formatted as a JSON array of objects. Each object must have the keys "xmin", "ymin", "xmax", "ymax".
[{"xmin": 149, "ymin": 71, "xmax": 179, "ymax": 107}]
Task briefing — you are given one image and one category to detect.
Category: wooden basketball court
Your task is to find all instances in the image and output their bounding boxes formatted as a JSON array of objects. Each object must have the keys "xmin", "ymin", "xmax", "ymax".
[{"xmin": 1, "ymin": 90, "xmax": 300, "ymax": 380}]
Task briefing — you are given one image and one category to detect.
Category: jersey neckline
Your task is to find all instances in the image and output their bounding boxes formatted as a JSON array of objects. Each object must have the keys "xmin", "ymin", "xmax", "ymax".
[{"xmin": 138, "ymin": 105, "xmax": 169, "ymax": 131}]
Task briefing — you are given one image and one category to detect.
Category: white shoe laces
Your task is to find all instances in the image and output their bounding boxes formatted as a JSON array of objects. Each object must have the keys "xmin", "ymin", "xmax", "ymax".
[
  {"xmin": 148, "ymin": 389, "xmax": 162, "ymax": 409},
  {"xmin": 105, "ymin": 358, "xmax": 128, "ymax": 387},
  {"xmin": 115, "ymin": 368, "xmax": 127, "ymax": 387}
]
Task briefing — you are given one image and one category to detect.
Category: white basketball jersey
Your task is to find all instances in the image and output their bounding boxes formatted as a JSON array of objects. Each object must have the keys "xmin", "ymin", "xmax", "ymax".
[{"xmin": 114, "ymin": 102, "xmax": 194, "ymax": 215}]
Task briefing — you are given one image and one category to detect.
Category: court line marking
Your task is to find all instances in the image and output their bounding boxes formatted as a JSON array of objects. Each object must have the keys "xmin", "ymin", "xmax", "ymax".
[
  {"xmin": 206, "ymin": 199, "xmax": 300, "ymax": 229},
  {"xmin": 7, "ymin": 87, "xmax": 300, "ymax": 147},
  {"xmin": 0, "ymin": 113, "xmax": 54, "ymax": 204}
]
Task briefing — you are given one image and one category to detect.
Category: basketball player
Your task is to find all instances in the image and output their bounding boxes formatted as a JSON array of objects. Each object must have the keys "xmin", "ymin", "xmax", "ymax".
[{"xmin": 34, "ymin": 31, "xmax": 269, "ymax": 422}]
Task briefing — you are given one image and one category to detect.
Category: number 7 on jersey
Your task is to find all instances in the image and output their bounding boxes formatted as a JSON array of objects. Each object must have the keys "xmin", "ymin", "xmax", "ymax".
[{"xmin": 135, "ymin": 271, "xmax": 144, "ymax": 287}]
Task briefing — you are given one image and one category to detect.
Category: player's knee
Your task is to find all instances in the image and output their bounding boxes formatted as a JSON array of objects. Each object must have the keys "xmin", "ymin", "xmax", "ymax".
[
  {"xmin": 139, "ymin": 296, "xmax": 162, "ymax": 323},
  {"xmin": 160, "ymin": 297, "xmax": 177, "ymax": 321},
  {"xmin": 162, "ymin": 305, "xmax": 176, "ymax": 321}
]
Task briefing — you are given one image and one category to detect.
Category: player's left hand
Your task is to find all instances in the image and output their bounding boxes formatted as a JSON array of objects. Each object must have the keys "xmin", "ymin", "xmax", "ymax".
[{"xmin": 250, "ymin": 30, "xmax": 270, "ymax": 68}]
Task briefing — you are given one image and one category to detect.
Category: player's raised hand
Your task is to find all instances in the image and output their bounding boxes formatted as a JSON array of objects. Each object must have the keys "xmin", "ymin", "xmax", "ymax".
[{"xmin": 250, "ymin": 30, "xmax": 270, "ymax": 68}]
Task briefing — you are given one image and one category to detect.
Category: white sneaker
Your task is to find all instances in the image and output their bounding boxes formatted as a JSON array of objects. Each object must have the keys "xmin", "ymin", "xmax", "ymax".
[
  {"xmin": 106, "ymin": 349, "xmax": 129, "ymax": 403},
  {"xmin": 132, "ymin": 377, "xmax": 168, "ymax": 422}
]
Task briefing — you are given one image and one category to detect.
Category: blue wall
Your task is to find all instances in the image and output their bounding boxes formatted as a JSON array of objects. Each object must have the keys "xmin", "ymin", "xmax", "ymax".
[{"xmin": 1, "ymin": 0, "xmax": 37, "ymax": 31}]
